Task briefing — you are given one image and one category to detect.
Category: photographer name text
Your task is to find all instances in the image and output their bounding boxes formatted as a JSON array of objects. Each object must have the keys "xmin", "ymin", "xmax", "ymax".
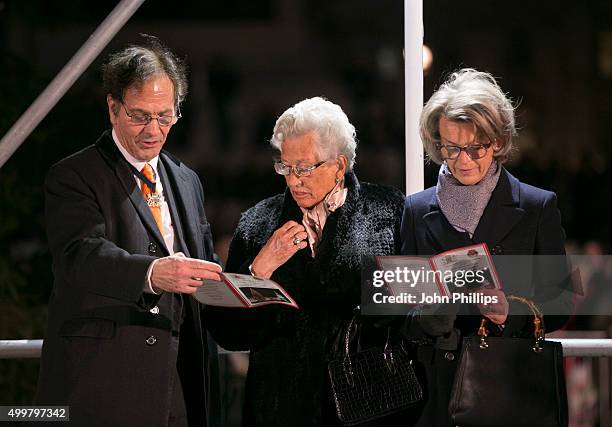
[{"xmin": 372, "ymin": 292, "xmax": 498, "ymax": 305}]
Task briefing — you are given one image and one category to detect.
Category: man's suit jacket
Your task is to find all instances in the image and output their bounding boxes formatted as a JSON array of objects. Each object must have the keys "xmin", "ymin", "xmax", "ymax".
[
  {"xmin": 36, "ymin": 130, "xmax": 221, "ymax": 426},
  {"xmin": 400, "ymin": 167, "xmax": 572, "ymax": 427}
]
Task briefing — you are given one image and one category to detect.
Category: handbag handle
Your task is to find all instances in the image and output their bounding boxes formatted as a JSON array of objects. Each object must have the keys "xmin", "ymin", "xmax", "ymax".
[
  {"xmin": 341, "ymin": 315, "xmax": 358, "ymax": 386},
  {"xmin": 477, "ymin": 295, "xmax": 545, "ymax": 353},
  {"xmin": 341, "ymin": 315, "xmax": 399, "ymax": 386}
]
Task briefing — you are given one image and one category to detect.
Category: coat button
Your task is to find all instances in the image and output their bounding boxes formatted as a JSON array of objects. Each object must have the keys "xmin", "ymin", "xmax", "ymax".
[
  {"xmin": 148, "ymin": 242, "xmax": 157, "ymax": 254},
  {"xmin": 150, "ymin": 306, "xmax": 159, "ymax": 315},
  {"xmin": 146, "ymin": 335, "xmax": 157, "ymax": 346},
  {"xmin": 444, "ymin": 352, "xmax": 455, "ymax": 361},
  {"xmin": 491, "ymin": 245, "xmax": 503, "ymax": 255}
]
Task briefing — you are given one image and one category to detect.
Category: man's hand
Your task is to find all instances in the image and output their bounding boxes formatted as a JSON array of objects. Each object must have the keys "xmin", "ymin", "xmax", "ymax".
[
  {"xmin": 250, "ymin": 221, "xmax": 308, "ymax": 279},
  {"xmin": 151, "ymin": 254, "xmax": 222, "ymax": 294}
]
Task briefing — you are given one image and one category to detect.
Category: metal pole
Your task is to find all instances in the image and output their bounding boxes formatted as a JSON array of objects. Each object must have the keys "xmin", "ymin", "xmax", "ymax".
[
  {"xmin": 598, "ymin": 357, "xmax": 610, "ymax": 426},
  {"xmin": 0, "ymin": 0, "xmax": 146, "ymax": 169},
  {"xmin": 404, "ymin": 0, "xmax": 424, "ymax": 195}
]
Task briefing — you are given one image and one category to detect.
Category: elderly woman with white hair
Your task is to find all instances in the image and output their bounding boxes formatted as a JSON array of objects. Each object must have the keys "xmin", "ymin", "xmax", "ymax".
[
  {"xmin": 207, "ymin": 97, "xmax": 405, "ymax": 426},
  {"xmin": 400, "ymin": 69, "xmax": 571, "ymax": 426}
]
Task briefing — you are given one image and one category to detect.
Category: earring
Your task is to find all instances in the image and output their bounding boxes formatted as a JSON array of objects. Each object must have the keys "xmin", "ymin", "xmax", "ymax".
[{"xmin": 335, "ymin": 178, "xmax": 340, "ymax": 184}]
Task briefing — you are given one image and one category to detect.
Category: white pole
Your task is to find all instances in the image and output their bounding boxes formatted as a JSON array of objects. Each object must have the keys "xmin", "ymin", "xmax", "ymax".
[
  {"xmin": 0, "ymin": 0, "xmax": 146, "ymax": 169},
  {"xmin": 404, "ymin": 0, "xmax": 424, "ymax": 195}
]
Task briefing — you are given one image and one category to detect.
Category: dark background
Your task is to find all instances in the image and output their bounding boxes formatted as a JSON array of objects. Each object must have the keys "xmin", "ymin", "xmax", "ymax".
[{"xmin": 1, "ymin": 0, "xmax": 611, "ymax": 422}]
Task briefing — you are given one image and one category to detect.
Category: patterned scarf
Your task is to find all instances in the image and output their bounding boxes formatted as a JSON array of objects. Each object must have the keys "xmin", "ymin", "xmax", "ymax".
[
  {"xmin": 436, "ymin": 160, "xmax": 501, "ymax": 238},
  {"xmin": 300, "ymin": 179, "xmax": 348, "ymax": 257}
]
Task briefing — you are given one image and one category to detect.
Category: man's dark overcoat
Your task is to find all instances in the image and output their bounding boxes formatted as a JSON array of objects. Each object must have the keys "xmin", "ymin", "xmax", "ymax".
[{"xmin": 36, "ymin": 131, "xmax": 221, "ymax": 427}]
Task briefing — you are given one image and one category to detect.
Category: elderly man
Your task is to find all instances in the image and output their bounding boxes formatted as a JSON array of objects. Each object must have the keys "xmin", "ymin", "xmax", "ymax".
[{"xmin": 36, "ymin": 36, "xmax": 222, "ymax": 426}]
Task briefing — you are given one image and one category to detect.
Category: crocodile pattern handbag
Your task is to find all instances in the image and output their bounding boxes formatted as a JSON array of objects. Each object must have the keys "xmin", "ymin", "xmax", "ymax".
[{"xmin": 328, "ymin": 316, "xmax": 423, "ymax": 425}]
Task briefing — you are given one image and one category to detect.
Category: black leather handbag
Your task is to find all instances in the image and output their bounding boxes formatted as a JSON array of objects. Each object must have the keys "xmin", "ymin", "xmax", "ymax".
[
  {"xmin": 449, "ymin": 296, "xmax": 568, "ymax": 427},
  {"xmin": 328, "ymin": 315, "xmax": 423, "ymax": 426}
]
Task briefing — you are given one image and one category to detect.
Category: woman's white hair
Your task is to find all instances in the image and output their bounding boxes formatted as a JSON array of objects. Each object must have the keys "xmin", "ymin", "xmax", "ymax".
[
  {"xmin": 270, "ymin": 97, "xmax": 357, "ymax": 170},
  {"xmin": 420, "ymin": 68, "xmax": 517, "ymax": 164}
]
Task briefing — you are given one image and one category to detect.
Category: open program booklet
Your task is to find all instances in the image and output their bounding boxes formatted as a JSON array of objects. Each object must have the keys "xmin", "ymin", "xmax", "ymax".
[
  {"xmin": 375, "ymin": 243, "xmax": 502, "ymax": 300},
  {"xmin": 193, "ymin": 272, "xmax": 299, "ymax": 309}
]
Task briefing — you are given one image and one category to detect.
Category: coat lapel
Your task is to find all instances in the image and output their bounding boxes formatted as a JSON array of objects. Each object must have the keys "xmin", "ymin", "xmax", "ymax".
[
  {"xmin": 278, "ymin": 172, "xmax": 359, "ymax": 273},
  {"xmin": 423, "ymin": 191, "xmax": 472, "ymax": 251},
  {"xmin": 157, "ymin": 159, "xmax": 190, "ymax": 256},
  {"xmin": 159, "ymin": 153, "xmax": 200, "ymax": 258},
  {"xmin": 96, "ymin": 131, "xmax": 168, "ymax": 254},
  {"xmin": 324, "ymin": 173, "xmax": 360, "ymax": 262},
  {"xmin": 472, "ymin": 168, "xmax": 525, "ymax": 249}
]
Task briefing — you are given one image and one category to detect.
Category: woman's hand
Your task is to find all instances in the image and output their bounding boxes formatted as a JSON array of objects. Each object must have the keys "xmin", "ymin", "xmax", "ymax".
[
  {"xmin": 476, "ymin": 288, "xmax": 508, "ymax": 325},
  {"xmin": 250, "ymin": 221, "xmax": 308, "ymax": 279}
]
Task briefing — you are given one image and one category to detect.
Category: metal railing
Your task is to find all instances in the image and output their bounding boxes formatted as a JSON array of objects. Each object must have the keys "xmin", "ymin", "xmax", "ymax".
[
  {"xmin": 0, "ymin": 340, "xmax": 43, "ymax": 359},
  {"xmin": 0, "ymin": 339, "xmax": 248, "ymax": 359},
  {"xmin": 2, "ymin": 337, "xmax": 609, "ymax": 421},
  {"xmin": 2, "ymin": 338, "xmax": 612, "ymax": 359}
]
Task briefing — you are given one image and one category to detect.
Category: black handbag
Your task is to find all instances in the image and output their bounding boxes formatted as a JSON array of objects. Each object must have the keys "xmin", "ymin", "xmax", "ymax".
[
  {"xmin": 327, "ymin": 315, "xmax": 423, "ymax": 426},
  {"xmin": 449, "ymin": 296, "xmax": 568, "ymax": 427}
]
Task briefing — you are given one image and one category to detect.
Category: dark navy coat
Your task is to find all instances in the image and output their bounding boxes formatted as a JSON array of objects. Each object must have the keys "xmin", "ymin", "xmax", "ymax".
[{"xmin": 400, "ymin": 167, "xmax": 572, "ymax": 427}]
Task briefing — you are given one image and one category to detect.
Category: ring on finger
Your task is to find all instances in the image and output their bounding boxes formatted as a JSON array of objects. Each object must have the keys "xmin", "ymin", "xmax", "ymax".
[{"xmin": 292, "ymin": 236, "xmax": 302, "ymax": 245}]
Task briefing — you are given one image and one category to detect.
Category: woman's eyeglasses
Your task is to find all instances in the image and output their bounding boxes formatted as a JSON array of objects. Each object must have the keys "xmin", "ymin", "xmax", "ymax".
[
  {"xmin": 436, "ymin": 142, "xmax": 493, "ymax": 160},
  {"xmin": 274, "ymin": 160, "xmax": 329, "ymax": 177}
]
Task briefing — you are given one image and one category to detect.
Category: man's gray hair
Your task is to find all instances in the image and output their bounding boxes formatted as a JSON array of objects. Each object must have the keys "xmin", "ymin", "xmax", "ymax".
[
  {"xmin": 270, "ymin": 97, "xmax": 357, "ymax": 170},
  {"xmin": 102, "ymin": 34, "xmax": 187, "ymax": 111},
  {"xmin": 420, "ymin": 68, "xmax": 516, "ymax": 164}
]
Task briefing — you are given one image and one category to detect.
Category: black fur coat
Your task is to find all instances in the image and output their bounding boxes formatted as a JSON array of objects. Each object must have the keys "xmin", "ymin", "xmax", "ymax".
[{"xmin": 206, "ymin": 173, "xmax": 404, "ymax": 426}]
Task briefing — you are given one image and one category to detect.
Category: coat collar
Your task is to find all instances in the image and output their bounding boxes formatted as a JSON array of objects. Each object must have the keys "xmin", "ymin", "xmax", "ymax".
[
  {"xmin": 279, "ymin": 172, "xmax": 360, "ymax": 221},
  {"xmin": 95, "ymin": 130, "xmax": 195, "ymax": 255},
  {"xmin": 279, "ymin": 171, "xmax": 360, "ymax": 263},
  {"xmin": 423, "ymin": 167, "xmax": 525, "ymax": 251}
]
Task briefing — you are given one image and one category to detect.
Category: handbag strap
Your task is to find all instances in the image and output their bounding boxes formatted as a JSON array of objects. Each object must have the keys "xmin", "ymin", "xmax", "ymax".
[
  {"xmin": 477, "ymin": 295, "xmax": 545, "ymax": 353},
  {"xmin": 340, "ymin": 316, "xmax": 358, "ymax": 386},
  {"xmin": 343, "ymin": 316, "xmax": 358, "ymax": 359},
  {"xmin": 342, "ymin": 315, "xmax": 397, "ymax": 357},
  {"xmin": 341, "ymin": 315, "xmax": 402, "ymax": 384}
]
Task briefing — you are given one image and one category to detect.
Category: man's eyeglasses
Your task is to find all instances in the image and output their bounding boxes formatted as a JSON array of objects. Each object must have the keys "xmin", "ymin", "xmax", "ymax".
[
  {"xmin": 274, "ymin": 160, "xmax": 329, "ymax": 177},
  {"xmin": 436, "ymin": 142, "xmax": 493, "ymax": 160},
  {"xmin": 122, "ymin": 102, "xmax": 181, "ymax": 127}
]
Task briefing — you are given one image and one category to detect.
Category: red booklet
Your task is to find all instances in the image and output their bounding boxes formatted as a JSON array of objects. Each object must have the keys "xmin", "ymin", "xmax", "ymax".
[{"xmin": 193, "ymin": 272, "xmax": 299, "ymax": 309}]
